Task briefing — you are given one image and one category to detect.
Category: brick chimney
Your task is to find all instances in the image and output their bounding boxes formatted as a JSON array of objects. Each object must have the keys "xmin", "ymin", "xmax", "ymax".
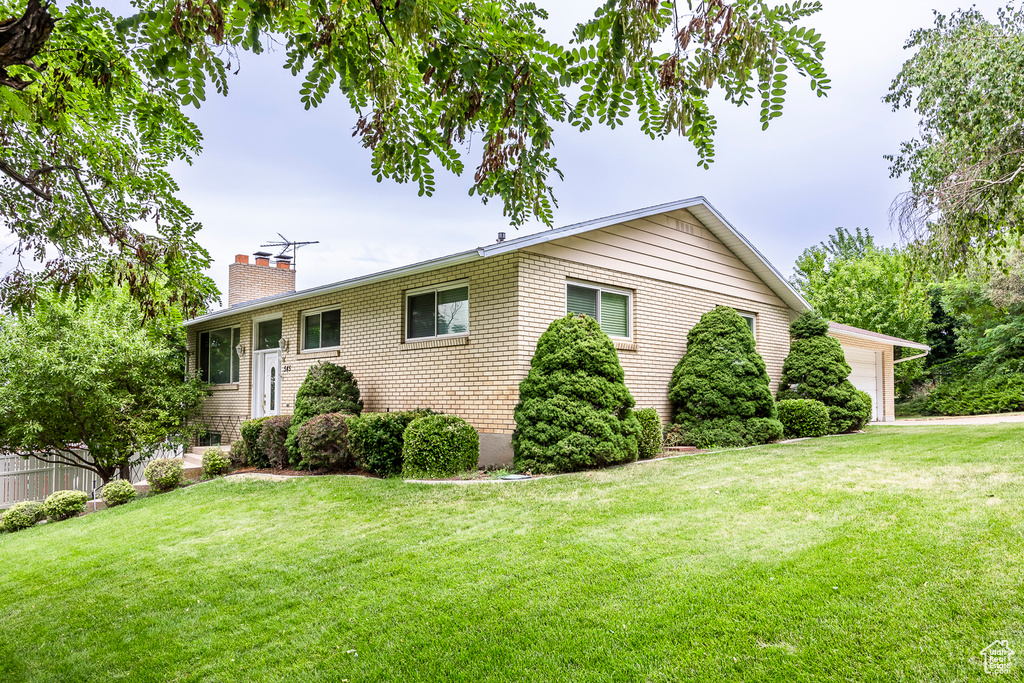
[{"xmin": 228, "ymin": 252, "xmax": 296, "ymax": 307}]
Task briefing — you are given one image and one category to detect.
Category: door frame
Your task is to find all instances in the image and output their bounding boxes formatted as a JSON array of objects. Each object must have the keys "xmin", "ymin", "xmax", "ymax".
[{"xmin": 250, "ymin": 313, "xmax": 283, "ymax": 418}]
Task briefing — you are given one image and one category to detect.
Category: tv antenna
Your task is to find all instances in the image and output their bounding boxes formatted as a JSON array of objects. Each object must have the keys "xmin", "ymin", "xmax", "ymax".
[{"xmin": 260, "ymin": 233, "xmax": 320, "ymax": 270}]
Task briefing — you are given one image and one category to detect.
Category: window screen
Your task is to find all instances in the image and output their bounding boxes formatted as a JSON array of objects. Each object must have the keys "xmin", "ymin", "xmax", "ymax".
[
  {"xmin": 566, "ymin": 283, "xmax": 631, "ymax": 338},
  {"xmin": 407, "ymin": 292, "xmax": 436, "ymax": 339}
]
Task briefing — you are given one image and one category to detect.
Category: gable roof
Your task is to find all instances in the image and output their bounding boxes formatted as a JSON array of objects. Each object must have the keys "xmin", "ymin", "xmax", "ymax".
[
  {"xmin": 186, "ymin": 197, "xmax": 809, "ymax": 326},
  {"xmin": 829, "ymin": 321, "xmax": 931, "ymax": 351}
]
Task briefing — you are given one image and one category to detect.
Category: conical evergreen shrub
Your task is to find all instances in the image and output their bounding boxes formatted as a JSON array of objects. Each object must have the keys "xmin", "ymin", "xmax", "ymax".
[
  {"xmin": 668, "ymin": 306, "xmax": 783, "ymax": 447},
  {"xmin": 776, "ymin": 311, "xmax": 870, "ymax": 433},
  {"xmin": 513, "ymin": 313, "xmax": 640, "ymax": 473},
  {"xmin": 286, "ymin": 361, "xmax": 363, "ymax": 466}
]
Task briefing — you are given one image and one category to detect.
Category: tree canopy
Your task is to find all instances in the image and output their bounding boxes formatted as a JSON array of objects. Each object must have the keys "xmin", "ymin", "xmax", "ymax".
[
  {"xmin": 886, "ymin": 5, "xmax": 1024, "ymax": 272},
  {"xmin": 1, "ymin": 0, "xmax": 829, "ymax": 313}
]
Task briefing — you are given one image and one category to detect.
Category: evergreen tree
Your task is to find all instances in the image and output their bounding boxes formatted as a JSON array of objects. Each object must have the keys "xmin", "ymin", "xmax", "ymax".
[
  {"xmin": 777, "ymin": 311, "xmax": 870, "ymax": 433},
  {"xmin": 668, "ymin": 306, "xmax": 782, "ymax": 448},
  {"xmin": 513, "ymin": 314, "xmax": 640, "ymax": 473}
]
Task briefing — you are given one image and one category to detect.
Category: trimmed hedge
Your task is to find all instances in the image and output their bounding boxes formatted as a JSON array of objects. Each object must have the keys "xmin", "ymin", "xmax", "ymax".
[
  {"xmin": 347, "ymin": 410, "xmax": 434, "ymax": 477},
  {"xmin": 777, "ymin": 311, "xmax": 870, "ymax": 433},
  {"xmin": 635, "ymin": 408, "xmax": 663, "ymax": 460},
  {"xmin": 240, "ymin": 417, "xmax": 271, "ymax": 468},
  {"xmin": 202, "ymin": 447, "xmax": 231, "ymax": 478},
  {"xmin": 296, "ymin": 412, "xmax": 353, "ymax": 470},
  {"xmin": 777, "ymin": 399, "xmax": 830, "ymax": 438},
  {"xmin": 0, "ymin": 501, "xmax": 45, "ymax": 533},
  {"xmin": 101, "ymin": 480, "xmax": 137, "ymax": 507},
  {"xmin": 402, "ymin": 414, "xmax": 479, "ymax": 479},
  {"xmin": 513, "ymin": 314, "xmax": 640, "ymax": 473},
  {"xmin": 669, "ymin": 306, "xmax": 783, "ymax": 447},
  {"xmin": 145, "ymin": 458, "xmax": 184, "ymax": 493},
  {"xmin": 43, "ymin": 490, "xmax": 88, "ymax": 521},
  {"xmin": 286, "ymin": 362, "xmax": 363, "ymax": 466},
  {"xmin": 257, "ymin": 415, "xmax": 293, "ymax": 469}
]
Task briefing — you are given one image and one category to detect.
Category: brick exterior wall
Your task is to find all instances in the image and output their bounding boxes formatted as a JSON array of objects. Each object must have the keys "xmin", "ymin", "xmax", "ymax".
[
  {"xmin": 516, "ymin": 252, "xmax": 794, "ymax": 426},
  {"xmin": 228, "ymin": 261, "xmax": 297, "ymax": 307},
  {"xmin": 189, "ymin": 250, "xmax": 797, "ymax": 459}
]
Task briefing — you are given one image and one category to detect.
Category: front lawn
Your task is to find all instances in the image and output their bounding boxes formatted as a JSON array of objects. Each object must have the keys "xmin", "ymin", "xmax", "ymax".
[{"xmin": 1, "ymin": 426, "xmax": 1022, "ymax": 682}]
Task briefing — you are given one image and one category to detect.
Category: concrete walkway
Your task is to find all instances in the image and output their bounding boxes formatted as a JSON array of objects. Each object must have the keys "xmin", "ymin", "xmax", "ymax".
[{"xmin": 874, "ymin": 412, "xmax": 1024, "ymax": 426}]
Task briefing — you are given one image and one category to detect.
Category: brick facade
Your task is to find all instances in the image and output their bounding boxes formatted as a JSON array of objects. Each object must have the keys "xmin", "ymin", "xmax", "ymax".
[
  {"xmin": 228, "ymin": 258, "xmax": 296, "ymax": 307},
  {"xmin": 189, "ymin": 250, "xmax": 799, "ymax": 461}
]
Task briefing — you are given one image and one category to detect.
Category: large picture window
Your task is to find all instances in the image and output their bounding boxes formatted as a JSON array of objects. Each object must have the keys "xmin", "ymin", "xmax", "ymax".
[
  {"xmin": 199, "ymin": 327, "xmax": 240, "ymax": 384},
  {"xmin": 566, "ymin": 282, "xmax": 631, "ymax": 339},
  {"xmin": 406, "ymin": 283, "xmax": 469, "ymax": 340},
  {"xmin": 303, "ymin": 308, "xmax": 341, "ymax": 350}
]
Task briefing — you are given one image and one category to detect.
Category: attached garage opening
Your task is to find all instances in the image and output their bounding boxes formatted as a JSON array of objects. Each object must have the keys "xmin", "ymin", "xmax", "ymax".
[{"xmin": 842, "ymin": 347, "xmax": 883, "ymax": 423}]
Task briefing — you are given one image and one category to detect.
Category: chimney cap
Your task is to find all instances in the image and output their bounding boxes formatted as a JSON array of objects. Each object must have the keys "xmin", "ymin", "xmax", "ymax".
[
  {"xmin": 253, "ymin": 251, "xmax": 273, "ymax": 258},
  {"xmin": 274, "ymin": 254, "xmax": 292, "ymax": 262}
]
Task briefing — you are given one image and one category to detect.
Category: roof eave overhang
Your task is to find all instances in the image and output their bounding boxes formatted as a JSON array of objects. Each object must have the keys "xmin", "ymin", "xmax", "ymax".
[
  {"xmin": 187, "ymin": 196, "xmax": 810, "ymax": 326},
  {"xmin": 828, "ymin": 324, "xmax": 931, "ymax": 351},
  {"xmin": 185, "ymin": 249, "xmax": 483, "ymax": 327}
]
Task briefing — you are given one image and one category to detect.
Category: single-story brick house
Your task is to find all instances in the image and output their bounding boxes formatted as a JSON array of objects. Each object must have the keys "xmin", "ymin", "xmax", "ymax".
[{"xmin": 184, "ymin": 197, "xmax": 928, "ymax": 464}]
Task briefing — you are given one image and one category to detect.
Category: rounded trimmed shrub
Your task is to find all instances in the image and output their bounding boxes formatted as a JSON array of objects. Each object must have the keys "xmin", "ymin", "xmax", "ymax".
[
  {"xmin": 240, "ymin": 417, "xmax": 270, "ymax": 468},
  {"xmin": 635, "ymin": 408, "xmax": 663, "ymax": 460},
  {"xmin": 202, "ymin": 447, "xmax": 231, "ymax": 478},
  {"xmin": 228, "ymin": 440, "xmax": 248, "ymax": 468},
  {"xmin": 513, "ymin": 314, "xmax": 640, "ymax": 473},
  {"xmin": 144, "ymin": 458, "xmax": 184, "ymax": 493},
  {"xmin": 257, "ymin": 415, "xmax": 293, "ymax": 469},
  {"xmin": 101, "ymin": 480, "xmax": 138, "ymax": 507},
  {"xmin": 402, "ymin": 414, "xmax": 479, "ymax": 479},
  {"xmin": 669, "ymin": 306, "xmax": 783, "ymax": 447},
  {"xmin": 348, "ymin": 410, "xmax": 434, "ymax": 477},
  {"xmin": 286, "ymin": 362, "xmax": 363, "ymax": 465},
  {"xmin": 0, "ymin": 501, "xmax": 45, "ymax": 532},
  {"xmin": 43, "ymin": 490, "xmax": 89, "ymax": 521},
  {"xmin": 777, "ymin": 399, "xmax": 831, "ymax": 438},
  {"xmin": 777, "ymin": 311, "xmax": 870, "ymax": 433},
  {"xmin": 296, "ymin": 412, "xmax": 353, "ymax": 470}
]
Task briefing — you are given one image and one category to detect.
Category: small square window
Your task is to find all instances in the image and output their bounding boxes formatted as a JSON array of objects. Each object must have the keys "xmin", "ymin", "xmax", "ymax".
[{"xmin": 406, "ymin": 284, "xmax": 469, "ymax": 341}]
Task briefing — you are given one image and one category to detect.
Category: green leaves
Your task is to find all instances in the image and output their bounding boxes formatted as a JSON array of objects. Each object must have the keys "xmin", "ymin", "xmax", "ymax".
[{"xmin": 886, "ymin": 5, "xmax": 1024, "ymax": 272}]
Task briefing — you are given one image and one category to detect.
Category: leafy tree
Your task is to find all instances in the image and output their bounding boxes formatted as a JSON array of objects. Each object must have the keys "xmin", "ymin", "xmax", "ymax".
[
  {"xmin": 285, "ymin": 361, "xmax": 363, "ymax": 467},
  {"xmin": 776, "ymin": 311, "xmax": 869, "ymax": 433},
  {"xmin": 791, "ymin": 227, "xmax": 932, "ymax": 396},
  {"xmin": 0, "ymin": 289, "xmax": 207, "ymax": 484},
  {"xmin": 513, "ymin": 313, "xmax": 640, "ymax": 473},
  {"xmin": 886, "ymin": 5, "xmax": 1024, "ymax": 271},
  {"xmin": 1, "ymin": 0, "xmax": 829, "ymax": 310},
  {"xmin": 668, "ymin": 306, "xmax": 782, "ymax": 447},
  {"xmin": 0, "ymin": 0, "xmax": 216, "ymax": 318}
]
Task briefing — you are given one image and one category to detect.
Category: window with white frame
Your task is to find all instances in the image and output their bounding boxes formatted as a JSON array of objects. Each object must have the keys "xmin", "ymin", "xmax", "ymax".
[
  {"xmin": 566, "ymin": 282, "xmax": 632, "ymax": 338},
  {"xmin": 302, "ymin": 308, "xmax": 341, "ymax": 350},
  {"xmin": 199, "ymin": 326, "xmax": 240, "ymax": 384},
  {"xmin": 406, "ymin": 282, "xmax": 469, "ymax": 340},
  {"xmin": 739, "ymin": 312, "xmax": 756, "ymax": 338}
]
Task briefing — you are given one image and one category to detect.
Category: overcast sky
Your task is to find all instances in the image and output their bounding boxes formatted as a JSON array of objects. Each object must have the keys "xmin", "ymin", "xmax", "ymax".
[{"xmin": 18, "ymin": 1, "xmax": 1014, "ymax": 304}]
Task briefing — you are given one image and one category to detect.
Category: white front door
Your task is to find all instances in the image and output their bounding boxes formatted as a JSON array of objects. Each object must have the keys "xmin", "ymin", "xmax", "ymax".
[{"xmin": 253, "ymin": 349, "xmax": 281, "ymax": 418}]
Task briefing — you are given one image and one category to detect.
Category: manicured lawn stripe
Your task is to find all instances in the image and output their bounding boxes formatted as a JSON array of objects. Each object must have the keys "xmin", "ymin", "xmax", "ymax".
[{"xmin": 1, "ymin": 425, "xmax": 1021, "ymax": 681}]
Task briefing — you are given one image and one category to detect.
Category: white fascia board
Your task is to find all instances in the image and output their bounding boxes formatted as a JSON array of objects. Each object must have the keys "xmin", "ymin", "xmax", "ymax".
[
  {"xmin": 186, "ymin": 249, "xmax": 482, "ymax": 327},
  {"xmin": 830, "ymin": 325, "xmax": 931, "ymax": 351}
]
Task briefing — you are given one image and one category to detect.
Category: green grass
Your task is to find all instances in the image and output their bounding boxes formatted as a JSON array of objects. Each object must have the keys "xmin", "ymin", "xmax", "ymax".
[{"xmin": 2, "ymin": 425, "xmax": 1023, "ymax": 682}]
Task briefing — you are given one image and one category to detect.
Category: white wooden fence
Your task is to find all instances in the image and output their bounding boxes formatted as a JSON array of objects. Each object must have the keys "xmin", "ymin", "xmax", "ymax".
[{"xmin": 0, "ymin": 447, "xmax": 180, "ymax": 510}]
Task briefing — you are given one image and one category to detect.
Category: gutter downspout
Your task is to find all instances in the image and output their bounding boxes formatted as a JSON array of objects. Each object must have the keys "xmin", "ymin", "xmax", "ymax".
[{"xmin": 894, "ymin": 351, "xmax": 929, "ymax": 364}]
